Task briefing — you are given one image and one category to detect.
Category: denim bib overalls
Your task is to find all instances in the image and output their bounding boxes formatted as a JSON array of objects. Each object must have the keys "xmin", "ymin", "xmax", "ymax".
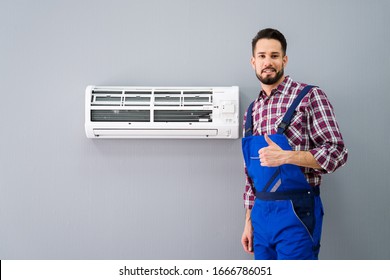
[{"xmin": 242, "ymin": 86, "xmax": 324, "ymax": 259}]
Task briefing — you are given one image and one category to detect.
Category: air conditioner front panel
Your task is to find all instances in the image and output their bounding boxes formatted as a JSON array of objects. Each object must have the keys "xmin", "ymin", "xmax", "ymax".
[{"xmin": 85, "ymin": 86, "xmax": 239, "ymax": 139}]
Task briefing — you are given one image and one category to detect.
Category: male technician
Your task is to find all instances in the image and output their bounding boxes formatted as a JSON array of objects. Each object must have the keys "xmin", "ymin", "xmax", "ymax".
[{"xmin": 241, "ymin": 28, "xmax": 348, "ymax": 260}]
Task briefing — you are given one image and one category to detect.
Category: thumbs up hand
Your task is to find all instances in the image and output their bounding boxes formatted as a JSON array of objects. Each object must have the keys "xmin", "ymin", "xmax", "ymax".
[{"xmin": 258, "ymin": 134, "xmax": 288, "ymax": 167}]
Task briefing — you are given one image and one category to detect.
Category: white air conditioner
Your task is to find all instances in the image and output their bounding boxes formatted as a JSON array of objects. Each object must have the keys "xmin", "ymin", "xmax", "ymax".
[{"xmin": 85, "ymin": 85, "xmax": 239, "ymax": 139}]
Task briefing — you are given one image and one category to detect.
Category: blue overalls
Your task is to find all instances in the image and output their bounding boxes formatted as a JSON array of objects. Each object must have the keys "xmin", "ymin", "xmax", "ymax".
[{"xmin": 242, "ymin": 86, "xmax": 324, "ymax": 260}]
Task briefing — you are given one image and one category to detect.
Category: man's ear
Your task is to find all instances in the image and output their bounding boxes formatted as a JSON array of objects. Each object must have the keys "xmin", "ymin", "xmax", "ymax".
[
  {"xmin": 283, "ymin": 55, "xmax": 288, "ymax": 67},
  {"xmin": 250, "ymin": 56, "xmax": 256, "ymax": 70}
]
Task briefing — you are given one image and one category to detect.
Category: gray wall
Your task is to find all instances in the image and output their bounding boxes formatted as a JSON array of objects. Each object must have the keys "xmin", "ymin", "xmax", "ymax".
[{"xmin": 1, "ymin": 0, "xmax": 389, "ymax": 259}]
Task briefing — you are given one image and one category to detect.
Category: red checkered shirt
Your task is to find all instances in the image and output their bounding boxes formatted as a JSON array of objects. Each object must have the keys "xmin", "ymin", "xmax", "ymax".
[{"xmin": 243, "ymin": 76, "xmax": 348, "ymax": 209}]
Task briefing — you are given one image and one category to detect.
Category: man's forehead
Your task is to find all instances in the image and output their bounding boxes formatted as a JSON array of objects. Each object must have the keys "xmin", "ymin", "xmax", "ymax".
[{"xmin": 255, "ymin": 39, "xmax": 283, "ymax": 53}]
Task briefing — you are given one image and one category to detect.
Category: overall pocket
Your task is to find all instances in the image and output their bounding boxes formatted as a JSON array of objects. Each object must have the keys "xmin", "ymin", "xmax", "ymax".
[{"xmin": 291, "ymin": 195, "xmax": 315, "ymax": 237}]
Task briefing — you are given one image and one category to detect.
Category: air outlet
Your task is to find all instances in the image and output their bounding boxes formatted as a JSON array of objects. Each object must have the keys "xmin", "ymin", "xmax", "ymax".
[
  {"xmin": 91, "ymin": 110, "xmax": 150, "ymax": 122},
  {"xmin": 154, "ymin": 110, "xmax": 212, "ymax": 122}
]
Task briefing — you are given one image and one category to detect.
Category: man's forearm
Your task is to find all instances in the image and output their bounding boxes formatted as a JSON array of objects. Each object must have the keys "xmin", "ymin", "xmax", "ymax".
[
  {"xmin": 259, "ymin": 134, "xmax": 322, "ymax": 169},
  {"xmin": 245, "ymin": 208, "xmax": 252, "ymax": 223},
  {"xmin": 285, "ymin": 150, "xmax": 322, "ymax": 169},
  {"xmin": 242, "ymin": 208, "xmax": 254, "ymax": 254}
]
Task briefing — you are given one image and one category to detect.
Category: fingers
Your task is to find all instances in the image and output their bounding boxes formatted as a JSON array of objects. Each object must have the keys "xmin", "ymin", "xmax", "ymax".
[
  {"xmin": 258, "ymin": 134, "xmax": 284, "ymax": 167},
  {"xmin": 264, "ymin": 133, "xmax": 272, "ymax": 145},
  {"xmin": 242, "ymin": 241, "xmax": 253, "ymax": 254},
  {"xmin": 259, "ymin": 134, "xmax": 275, "ymax": 156},
  {"xmin": 248, "ymin": 236, "xmax": 253, "ymax": 253},
  {"xmin": 241, "ymin": 234, "xmax": 254, "ymax": 254},
  {"xmin": 264, "ymin": 133, "xmax": 276, "ymax": 147}
]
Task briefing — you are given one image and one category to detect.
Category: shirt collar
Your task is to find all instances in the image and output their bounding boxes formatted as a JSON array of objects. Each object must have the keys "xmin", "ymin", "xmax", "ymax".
[{"xmin": 258, "ymin": 76, "xmax": 292, "ymax": 100}]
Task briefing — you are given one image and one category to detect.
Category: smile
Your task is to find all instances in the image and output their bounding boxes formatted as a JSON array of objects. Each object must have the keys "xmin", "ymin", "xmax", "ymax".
[{"xmin": 262, "ymin": 68, "xmax": 276, "ymax": 73}]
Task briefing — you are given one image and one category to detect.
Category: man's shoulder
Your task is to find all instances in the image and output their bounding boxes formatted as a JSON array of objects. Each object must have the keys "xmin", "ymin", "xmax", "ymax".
[
  {"xmin": 284, "ymin": 78, "xmax": 332, "ymax": 113},
  {"xmin": 286, "ymin": 78, "xmax": 326, "ymax": 98},
  {"xmin": 280, "ymin": 76, "xmax": 308, "ymax": 95}
]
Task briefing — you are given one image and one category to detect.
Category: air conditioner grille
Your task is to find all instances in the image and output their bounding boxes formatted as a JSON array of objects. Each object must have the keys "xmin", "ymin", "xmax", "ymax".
[
  {"xmin": 124, "ymin": 96, "xmax": 151, "ymax": 106},
  {"xmin": 91, "ymin": 110, "xmax": 150, "ymax": 122},
  {"xmin": 154, "ymin": 110, "xmax": 212, "ymax": 122},
  {"xmin": 154, "ymin": 95, "xmax": 181, "ymax": 106}
]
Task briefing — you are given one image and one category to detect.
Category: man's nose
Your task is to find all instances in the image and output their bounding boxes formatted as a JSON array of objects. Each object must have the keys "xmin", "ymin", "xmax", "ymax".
[{"xmin": 263, "ymin": 57, "xmax": 273, "ymax": 67}]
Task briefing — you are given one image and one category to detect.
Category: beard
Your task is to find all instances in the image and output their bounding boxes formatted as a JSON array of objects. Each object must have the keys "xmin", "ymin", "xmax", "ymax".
[{"xmin": 256, "ymin": 67, "xmax": 284, "ymax": 85}]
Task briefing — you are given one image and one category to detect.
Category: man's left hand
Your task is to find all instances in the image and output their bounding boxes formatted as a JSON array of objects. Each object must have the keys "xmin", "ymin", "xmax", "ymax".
[{"xmin": 258, "ymin": 134, "xmax": 289, "ymax": 167}]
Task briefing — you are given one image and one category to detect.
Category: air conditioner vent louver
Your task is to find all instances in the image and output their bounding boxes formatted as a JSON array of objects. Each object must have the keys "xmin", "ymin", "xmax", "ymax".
[
  {"xmin": 91, "ymin": 110, "xmax": 150, "ymax": 122},
  {"xmin": 154, "ymin": 110, "xmax": 212, "ymax": 122},
  {"xmin": 124, "ymin": 91, "xmax": 152, "ymax": 106},
  {"xmin": 154, "ymin": 93, "xmax": 181, "ymax": 106},
  {"xmin": 85, "ymin": 86, "xmax": 239, "ymax": 139}
]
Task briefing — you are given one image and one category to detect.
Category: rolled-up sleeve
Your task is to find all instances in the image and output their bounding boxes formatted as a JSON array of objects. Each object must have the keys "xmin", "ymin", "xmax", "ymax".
[
  {"xmin": 242, "ymin": 110, "xmax": 256, "ymax": 209},
  {"xmin": 243, "ymin": 166, "xmax": 256, "ymax": 209},
  {"xmin": 308, "ymin": 88, "xmax": 348, "ymax": 173}
]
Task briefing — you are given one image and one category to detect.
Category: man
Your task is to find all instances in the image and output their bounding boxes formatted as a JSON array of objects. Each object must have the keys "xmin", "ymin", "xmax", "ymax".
[{"xmin": 241, "ymin": 28, "xmax": 348, "ymax": 260}]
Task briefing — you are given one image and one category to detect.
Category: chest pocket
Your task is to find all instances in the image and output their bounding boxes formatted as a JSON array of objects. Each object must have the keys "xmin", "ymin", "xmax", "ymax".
[
  {"xmin": 257, "ymin": 114, "xmax": 283, "ymax": 135},
  {"xmin": 283, "ymin": 111, "xmax": 304, "ymax": 146}
]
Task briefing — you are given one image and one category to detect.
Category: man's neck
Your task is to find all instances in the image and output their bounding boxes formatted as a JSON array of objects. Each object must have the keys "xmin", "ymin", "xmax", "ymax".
[{"xmin": 261, "ymin": 76, "xmax": 285, "ymax": 96}]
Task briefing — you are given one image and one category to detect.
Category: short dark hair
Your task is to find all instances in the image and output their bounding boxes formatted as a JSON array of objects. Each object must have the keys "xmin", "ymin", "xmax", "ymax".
[{"xmin": 252, "ymin": 28, "xmax": 287, "ymax": 56}]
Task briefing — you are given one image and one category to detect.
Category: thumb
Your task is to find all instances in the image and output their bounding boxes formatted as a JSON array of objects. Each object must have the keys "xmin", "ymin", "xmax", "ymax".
[{"xmin": 264, "ymin": 133, "xmax": 276, "ymax": 147}]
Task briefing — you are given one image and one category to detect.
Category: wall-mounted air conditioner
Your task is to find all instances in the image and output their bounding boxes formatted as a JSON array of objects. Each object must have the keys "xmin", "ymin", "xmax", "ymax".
[{"xmin": 85, "ymin": 86, "xmax": 239, "ymax": 139}]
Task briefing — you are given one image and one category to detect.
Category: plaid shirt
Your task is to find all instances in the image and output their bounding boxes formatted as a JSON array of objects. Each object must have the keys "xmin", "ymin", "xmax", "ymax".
[{"xmin": 243, "ymin": 76, "xmax": 348, "ymax": 209}]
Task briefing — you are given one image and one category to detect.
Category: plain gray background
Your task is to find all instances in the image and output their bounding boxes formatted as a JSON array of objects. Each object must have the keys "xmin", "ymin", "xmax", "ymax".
[{"xmin": 1, "ymin": 0, "xmax": 389, "ymax": 260}]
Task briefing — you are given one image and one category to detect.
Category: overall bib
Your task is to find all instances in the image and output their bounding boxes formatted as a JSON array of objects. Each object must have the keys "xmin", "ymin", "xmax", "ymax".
[{"xmin": 242, "ymin": 86, "xmax": 323, "ymax": 260}]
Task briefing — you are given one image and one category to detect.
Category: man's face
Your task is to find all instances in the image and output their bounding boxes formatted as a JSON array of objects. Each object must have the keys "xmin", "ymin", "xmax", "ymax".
[{"xmin": 251, "ymin": 39, "xmax": 288, "ymax": 86}]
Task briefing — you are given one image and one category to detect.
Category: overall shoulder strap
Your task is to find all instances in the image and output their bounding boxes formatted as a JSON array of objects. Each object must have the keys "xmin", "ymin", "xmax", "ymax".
[
  {"xmin": 277, "ymin": 85, "xmax": 316, "ymax": 134},
  {"xmin": 244, "ymin": 101, "xmax": 255, "ymax": 137}
]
